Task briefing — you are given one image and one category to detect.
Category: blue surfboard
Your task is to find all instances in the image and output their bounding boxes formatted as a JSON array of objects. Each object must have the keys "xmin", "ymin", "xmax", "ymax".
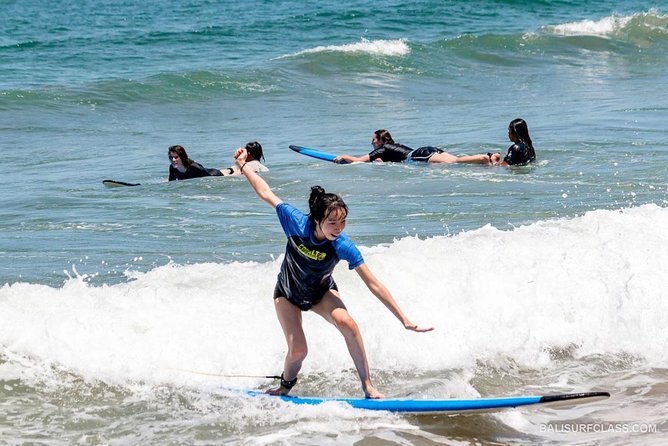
[
  {"xmin": 289, "ymin": 145, "xmax": 349, "ymax": 164},
  {"xmin": 249, "ymin": 391, "xmax": 609, "ymax": 414}
]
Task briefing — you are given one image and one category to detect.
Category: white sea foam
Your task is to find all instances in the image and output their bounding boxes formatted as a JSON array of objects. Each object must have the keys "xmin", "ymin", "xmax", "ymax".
[
  {"xmin": 1, "ymin": 204, "xmax": 667, "ymax": 389},
  {"xmin": 545, "ymin": 11, "xmax": 667, "ymax": 37},
  {"xmin": 279, "ymin": 38, "xmax": 410, "ymax": 58},
  {"xmin": 548, "ymin": 15, "xmax": 633, "ymax": 36}
]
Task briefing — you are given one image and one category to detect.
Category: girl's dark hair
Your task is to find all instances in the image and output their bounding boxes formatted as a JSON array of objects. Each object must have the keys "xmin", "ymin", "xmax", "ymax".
[
  {"xmin": 374, "ymin": 129, "xmax": 394, "ymax": 145},
  {"xmin": 245, "ymin": 141, "xmax": 264, "ymax": 162},
  {"xmin": 509, "ymin": 118, "xmax": 536, "ymax": 162},
  {"xmin": 168, "ymin": 145, "xmax": 192, "ymax": 167},
  {"xmin": 308, "ymin": 186, "xmax": 348, "ymax": 222}
]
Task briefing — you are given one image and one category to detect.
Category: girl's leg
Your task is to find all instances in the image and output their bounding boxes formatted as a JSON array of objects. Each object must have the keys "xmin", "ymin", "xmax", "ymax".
[
  {"xmin": 429, "ymin": 152, "xmax": 499, "ymax": 165},
  {"xmin": 266, "ymin": 296, "xmax": 307, "ymax": 396},
  {"xmin": 426, "ymin": 151, "xmax": 459, "ymax": 164},
  {"xmin": 311, "ymin": 290, "xmax": 384, "ymax": 399},
  {"xmin": 452, "ymin": 154, "xmax": 492, "ymax": 164}
]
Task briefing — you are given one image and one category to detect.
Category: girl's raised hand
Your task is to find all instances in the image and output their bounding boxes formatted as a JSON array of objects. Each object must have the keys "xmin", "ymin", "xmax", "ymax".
[{"xmin": 234, "ymin": 148, "xmax": 248, "ymax": 166}]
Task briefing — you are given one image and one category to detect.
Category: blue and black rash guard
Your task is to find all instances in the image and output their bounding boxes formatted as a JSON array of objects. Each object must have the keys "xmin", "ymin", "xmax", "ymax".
[{"xmin": 274, "ymin": 202, "xmax": 364, "ymax": 310}]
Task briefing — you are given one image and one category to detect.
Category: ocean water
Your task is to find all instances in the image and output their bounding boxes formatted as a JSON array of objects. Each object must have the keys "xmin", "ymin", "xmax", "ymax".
[{"xmin": 1, "ymin": 0, "xmax": 667, "ymax": 444}]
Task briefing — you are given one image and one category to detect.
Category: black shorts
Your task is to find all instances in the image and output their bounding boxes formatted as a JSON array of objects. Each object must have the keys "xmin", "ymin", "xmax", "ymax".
[
  {"xmin": 273, "ymin": 280, "xmax": 338, "ymax": 311},
  {"xmin": 409, "ymin": 146, "xmax": 444, "ymax": 162}
]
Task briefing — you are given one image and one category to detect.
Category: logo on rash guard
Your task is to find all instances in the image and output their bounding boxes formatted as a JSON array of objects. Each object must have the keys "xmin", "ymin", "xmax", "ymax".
[{"xmin": 297, "ymin": 244, "xmax": 327, "ymax": 261}]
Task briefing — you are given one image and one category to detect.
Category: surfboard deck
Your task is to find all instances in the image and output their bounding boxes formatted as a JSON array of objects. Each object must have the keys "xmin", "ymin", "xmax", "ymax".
[
  {"xmin": 103, "ymin": 179, "xmax": 141, "ymax": 187},
  {"xmin": 289, "ymin": 145, "xmax": 349, "ymax": 164},
  {"xmin": 248, "ymin": 391, "xmax": 610, "ymax": 414}
]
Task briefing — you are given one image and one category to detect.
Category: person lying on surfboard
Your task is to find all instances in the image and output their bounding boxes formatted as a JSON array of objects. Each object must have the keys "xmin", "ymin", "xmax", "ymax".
[
  {"xmin": 332, "ymin": 129, "xmax": 492, "ymax": 165},
  {"xmin": 334, "ymin": 120, "xmax": 536, "ymax": 166},
  {"xmin": 168, "ymin": 143, "xmax": 267, "ymax": 181},
  {"xmin": 168, "ymin": 145, "xmax": 225, "ymax": 181},
  {"xmin": 234, "ymin": 146, "xmax": 433, "ymax": 399}
]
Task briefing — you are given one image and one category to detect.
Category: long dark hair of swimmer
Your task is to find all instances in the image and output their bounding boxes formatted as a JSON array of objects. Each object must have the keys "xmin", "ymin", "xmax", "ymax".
[
  {"xmin": 509, "ymin": 119, "xmax": 536, "ymax": 161},
  {"xmin": 168, "ymin": 145, "xmax": 193, "ymax": 167},
  {"xmin": 308, "ymin": 186, "xmax": 348, "ymax": 223},
  {"xmin": 374, "ymin": 129, "xmax": 394, "ymax": 145},
  {"xmin": 245, "ymin": 141, "xmax": 264, "ymax": 162}
]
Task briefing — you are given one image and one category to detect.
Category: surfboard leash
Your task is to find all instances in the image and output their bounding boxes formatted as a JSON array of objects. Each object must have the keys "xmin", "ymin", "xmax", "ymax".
[{"xmin": 175, "ymin": 368, "xmax": 281, "ymax": 380}]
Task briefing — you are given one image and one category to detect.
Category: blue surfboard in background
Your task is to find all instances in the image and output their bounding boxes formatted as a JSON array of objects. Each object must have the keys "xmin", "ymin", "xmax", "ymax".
[{"xmin": 289, "ymin": 145, "xmax": 349, "ymax": 164}]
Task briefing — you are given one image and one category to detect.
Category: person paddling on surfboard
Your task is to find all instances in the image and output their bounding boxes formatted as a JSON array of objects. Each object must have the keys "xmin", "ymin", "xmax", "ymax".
[
  {"xmin": 234, "ymin": 147, "xmax": 433, "ymax": 399},
  {"xmin": 333, "ymin": 129, "xmax": 418, "ymax": 164},
  {"xmin": 334, "ymin": 129, "xmax": 496, "ymax": 165}
]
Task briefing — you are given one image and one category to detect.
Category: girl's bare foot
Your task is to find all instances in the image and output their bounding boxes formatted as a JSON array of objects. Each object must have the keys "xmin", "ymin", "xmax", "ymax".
[
  {"xmin": 364, "ymin": 385, "xmax": 384, "ymax": 399},
  {"xmin": 265, "ymin": 385, "xmax": 291, "ymax": 396}
]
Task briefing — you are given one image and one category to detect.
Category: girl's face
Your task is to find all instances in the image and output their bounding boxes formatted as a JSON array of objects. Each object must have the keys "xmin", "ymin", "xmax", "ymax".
[
  {"xmin": 508, "ymin": 127, "xmax": 517, "ymax": 142},
  {"xmin": 372, "ymin": 134, "xmax": 382, "ymax": 149},
  {"xmin": 169, "ymin": 151, "xmax": 184, "ymax": 170},
  {"xmin": 316, "ymin": 207, "xmax": 347, "ymax": 241}
]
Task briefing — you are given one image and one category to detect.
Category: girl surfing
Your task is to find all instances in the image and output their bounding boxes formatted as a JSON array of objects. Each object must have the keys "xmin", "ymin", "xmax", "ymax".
[{"xmin": 234, "ymin": 147, "xmax": 433, "ymax": 398}]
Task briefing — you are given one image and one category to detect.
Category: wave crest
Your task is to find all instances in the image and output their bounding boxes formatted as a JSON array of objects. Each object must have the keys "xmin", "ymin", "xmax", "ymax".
[
  {"xmin": 281, "ymin": 38, "xmax": 410, "ymax": 58},
  {"xmin": 544, "ymin": 10, "xmax": 668, "ymax": 39}
]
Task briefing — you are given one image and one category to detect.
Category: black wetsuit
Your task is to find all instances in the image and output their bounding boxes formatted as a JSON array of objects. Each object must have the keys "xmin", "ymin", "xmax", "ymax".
[
  {"xmin": 368, "ymin": 143, "xmax": 444, "ymax": 163},
  {"xmin": 168, "ymin": 162, "xmax": 223, "ymax": 181},
  {"xmin": 274, "ymin": 203, "xmax": 364, "ymax": 311},
  {"xmin": 368, "ymin": 143, "xmax": 414, "ymax": 162},
  {"xmin": 503, "ymin": 142, "xmax": 535, "ymax": 166}
]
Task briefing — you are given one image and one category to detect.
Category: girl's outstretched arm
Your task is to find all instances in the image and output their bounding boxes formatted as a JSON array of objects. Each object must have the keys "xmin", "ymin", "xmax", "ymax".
[
  {"xmin": 334, "ymin": 154, "xmax": 371, "ymax": 164},
  {"xmin": 235, "ymin": 148, "xmax": 282, "ymax": 209},
  {"xmin": 354, "ymin": 263, "xmax": 434, "ymax": 332}
]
